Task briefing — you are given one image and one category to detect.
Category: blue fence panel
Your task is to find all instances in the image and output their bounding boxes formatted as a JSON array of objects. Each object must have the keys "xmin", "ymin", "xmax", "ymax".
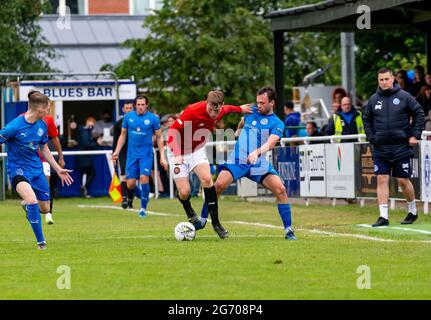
[{"xmin": 273, "ymin": 146, "xmax": 300, "ymax": 198}]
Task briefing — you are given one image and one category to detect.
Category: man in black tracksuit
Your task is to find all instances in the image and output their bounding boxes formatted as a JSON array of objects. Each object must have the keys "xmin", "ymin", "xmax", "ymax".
[{"xmin": 363, "ymin": 68, "xmax": 425, "ymax": 227}]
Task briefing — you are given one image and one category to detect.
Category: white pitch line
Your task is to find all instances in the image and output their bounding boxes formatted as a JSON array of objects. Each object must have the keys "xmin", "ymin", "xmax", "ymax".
[
  {"xmin": 357, "ymin": 224, "xmax": 431, "ymax": 235},
  {"xmin": 77, "ymin": 204, "xmax": 431, "ymax": 243},
  {"xmin": 77, "ymin": 204, "xmax": 179, "ymax": 217},
  {"xmin": 306, "ymin": 229, "xmax": 395, "ymax": 242}
]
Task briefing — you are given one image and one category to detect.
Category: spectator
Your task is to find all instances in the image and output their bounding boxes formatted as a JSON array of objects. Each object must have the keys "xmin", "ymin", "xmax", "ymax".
[
  {"xmin": 332, "ymin": 101, "xmax": 341, "ymax": 114},
  {"xmin": 332, "ymin": 87, "xmax": 347, "ymax": 114},
  {"xmin": 161, "ymin": 114, "xmax": 176, "ymax": 143},
  {"xmin": 425, "ymin": 72, "xmax": 431, "ymax": 86},
  {"xmin": 395, "ymin": 70, "xmax": 411, "ymax": 92},
  {"xmin": 283, "ymin": 101, "xmax": 301, "ymax": 138},
  {"xmin": 306, "ymin": 121, "xmax": 322, "ymax": 144},
  {"xmin": 92, "ymin": 109, "xmax": 114, "ymax": 147},
  {"xmin": 416, "ymin": 84, "xmax": 431, "ymax": 116},
  {"xmin": 76, "ymin": 117, "xmax": 98, "ymax": 198},
  {"xmin": 332, "ymin": 86, "xmax": 347, "ymax": 104},
  {"xmin": 320, "ymin": 123, "xmax": 328, "ymax": 136},
  {"xmin": 410, "ymin": 65, "xmax": 426, "ymax": 97},
  {"xmin": 326, "ymin": 96, "xmax": 365, "ymax": 142}
]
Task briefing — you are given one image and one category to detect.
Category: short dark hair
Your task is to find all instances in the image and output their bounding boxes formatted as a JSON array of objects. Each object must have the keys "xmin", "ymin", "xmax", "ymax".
[
  {"xmin": 28, "ymin": 91, "xmax": 49, "ymax": 110},
  {"xmin": 378, "ymin": 68, "xmax": 392, "ymax": 75},
  {"xmin": 307, "ymin": 121, "xmax": 318, "ymax": 129},
  {"xmin": 284, "ymin": 100, "xmax": 294, "ymax": 110},
  {"xmin": 257, "ymin": 86, "xmax": 277, "ymax": 104},
  {"xmin": 135, "ymin": 95, "xmax": 149, "ymax": 105}
]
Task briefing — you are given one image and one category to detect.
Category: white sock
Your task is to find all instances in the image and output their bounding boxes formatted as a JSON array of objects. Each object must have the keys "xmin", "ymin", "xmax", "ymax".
[
  {"xmin": 407, "ymin": 201, "xmax": 417, "ymax": 215},
  {"xmin": 379, "ymin": 204, "xmax": 388, "ymax": 220}
]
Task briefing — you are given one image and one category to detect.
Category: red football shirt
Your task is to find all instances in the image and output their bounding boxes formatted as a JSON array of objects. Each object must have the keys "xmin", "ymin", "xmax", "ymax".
[
  {"xmin": 39, "ymin": 115, "xmax": 59, "ymax": 162},
  {"xmin": 167, "ymin": 101, "xmax": 242, "ymax": 156}
]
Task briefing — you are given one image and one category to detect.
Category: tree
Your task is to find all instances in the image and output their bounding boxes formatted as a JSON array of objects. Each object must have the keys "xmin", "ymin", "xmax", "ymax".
[
  {"xmin": 0, "ymin": 0, "xmax": 54, "ymax": 73},
  {"xmin": 355, "ymin": 32, "xmax": 425, "ymax": 99},
  {"xmin": 109, "ymin": 0, "xmax": 277, "ymax": 115}
]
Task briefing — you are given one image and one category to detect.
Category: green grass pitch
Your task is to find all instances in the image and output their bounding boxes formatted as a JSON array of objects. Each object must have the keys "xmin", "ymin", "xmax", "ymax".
[{"xmin": 0, "ymin": 196, "xmax": 430, "ymax": 299}]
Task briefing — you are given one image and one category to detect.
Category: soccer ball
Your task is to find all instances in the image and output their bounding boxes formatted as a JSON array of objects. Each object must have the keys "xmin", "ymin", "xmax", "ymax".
[{"xmin": 174, "ymin": 222, "xmax": 196, "ymax": 241}]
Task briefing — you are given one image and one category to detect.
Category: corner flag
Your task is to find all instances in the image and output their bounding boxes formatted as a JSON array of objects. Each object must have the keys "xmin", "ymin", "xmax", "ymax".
[{"xmin": 109, "ymin": 172, "xmax": 122, "ymax": 203}]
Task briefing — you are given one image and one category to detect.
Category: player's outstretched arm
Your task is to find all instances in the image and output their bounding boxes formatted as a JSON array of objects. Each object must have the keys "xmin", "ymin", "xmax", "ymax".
[
  {"xmin": 247, "ymin": 134, "xmax": 280, "ymax": 165},
  {"xmin": 223, "ymin": 104, "xmax": 252, "ymax": 115},
  {"xmin": 112, "ymin": 128, "xmax": 127, "ymax": 164},
  {"xmin": 40, "ymin": 143, "xmax": 73, "ymax": 186}
]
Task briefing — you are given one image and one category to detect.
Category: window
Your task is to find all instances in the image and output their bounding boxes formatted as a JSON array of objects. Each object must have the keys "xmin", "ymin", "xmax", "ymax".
[
  {"xmin": 46, "ymin": 0, "xmax": 86, "ymax": 15},
  {"xmin": 131, "ymin": 0, "xmax": 162, "ymax": 14},
  {"xmin": 133, "ymin": 0, "xmax": 150, "ymax": 14}
]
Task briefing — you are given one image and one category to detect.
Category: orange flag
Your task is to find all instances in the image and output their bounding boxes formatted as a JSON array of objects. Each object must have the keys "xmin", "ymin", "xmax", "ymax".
[{"xmin": 109, "ymin": 172, "xmax": 122, "ymax": 203}]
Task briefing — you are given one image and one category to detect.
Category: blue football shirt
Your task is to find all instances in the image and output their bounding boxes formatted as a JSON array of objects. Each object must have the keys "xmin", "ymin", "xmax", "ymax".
[
  {"xmin": 122, "ymin": 110, "xmax": 161, "ymax": 159},
  {"xmin": 0, "ymin": 115, "xmax": 48, "ymax": 178},
  {"xmin": 232, "ymin": 106, "xmax": 284, "ymax": 164}
]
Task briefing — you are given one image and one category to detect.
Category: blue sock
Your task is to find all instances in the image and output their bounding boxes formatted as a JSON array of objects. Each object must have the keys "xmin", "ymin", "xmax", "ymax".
[
  {"xmin": 131, "ymin": 186, "xmax": 141, "ymax": 198},
  {"xmin": 277, "ymin": 204, "xmax": 292, "ymax": 231},
  {"xmin": 140, "ymin": 183, "xmax": 150, "ymax": 211},
  {"xmin": 200, "ymin": 203, "xmax": 209, "ymax": 221},
  {"xmin": 26, "ymin": 203, "xmax": 45, "ymax": 243}
]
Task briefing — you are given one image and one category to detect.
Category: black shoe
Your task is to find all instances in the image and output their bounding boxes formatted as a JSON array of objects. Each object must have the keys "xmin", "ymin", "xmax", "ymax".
[
  {"xmin": 372, "ymin": 216, "xmax": 389, "ymax": 227},
  {"xmin": 80, "ymin": 187, "xmax": 87, "ymax": 198},
  {"xmin": 401, "ymin": 212, "xmax": 418, "ymax": 225},
  {"xmin": 127, "ymin": 198, "xmax": 133, "ymax": 209},
  {"xmin": 185, "ymin": 207, "xmax": 199, "ymax": 225},
  {"xmin": 121, "ymin": 198, "xmax": 128, "ymax": 209},
  {"xmin": 212, "ymin": 223, "xmax": 229, "ymax": 239}
]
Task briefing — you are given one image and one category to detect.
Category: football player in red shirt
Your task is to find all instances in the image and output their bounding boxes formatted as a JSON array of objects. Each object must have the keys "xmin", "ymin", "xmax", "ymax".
[{"xmin": 167, "ymin": 90, "xmax": 250, "ymax": 238}]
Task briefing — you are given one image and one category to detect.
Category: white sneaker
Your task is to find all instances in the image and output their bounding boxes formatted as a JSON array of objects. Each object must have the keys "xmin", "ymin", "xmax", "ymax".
[
  {"xmin": 45, "ymin": 213, "xmax": 54, "ymax": 225},
  {"xmin": 149, "ymin": 193, "xmax": 155, "ymax": 199}
]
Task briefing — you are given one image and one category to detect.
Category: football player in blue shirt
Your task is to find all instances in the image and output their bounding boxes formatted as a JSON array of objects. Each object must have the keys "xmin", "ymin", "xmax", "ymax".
[
  {"xmin": 112, "ymin": 95, "xmax": 168, "ymax": 217},
  {"xmin": 0, "ymin": 91, "xmax": 73, "ymax": 250},
  {"xmin": 199, "ymin": 86, "xmax": 296, "ymax": 240}
]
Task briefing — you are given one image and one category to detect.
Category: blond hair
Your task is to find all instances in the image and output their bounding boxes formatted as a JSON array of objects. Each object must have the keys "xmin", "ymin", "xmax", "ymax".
[{"xmin": 207, "ymin": 90, "xmax": 224, "ymax": 107}]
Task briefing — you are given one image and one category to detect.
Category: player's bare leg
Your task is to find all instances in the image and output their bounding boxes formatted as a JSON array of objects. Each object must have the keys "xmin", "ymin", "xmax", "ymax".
[
  {"xmin": 194, "ymin": 163, "xmax": 228, "ymax": 239},
  {"xmin": 373, "ymin": 175, "xmax": 390, "ymax": 227},
  {"xmin": 397, "ymin": 177, "xmax": 418, "ymax": 224}
]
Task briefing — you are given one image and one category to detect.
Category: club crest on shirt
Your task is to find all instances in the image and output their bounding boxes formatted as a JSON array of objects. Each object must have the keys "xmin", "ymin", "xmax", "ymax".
[
  {"xmin": 16, "ymin": 168, "xmax": 24, "ymax": 176},
  {"xmin": 37, "ymin": 128, "xmax": 44, "ymax": 137},
  {"xmin": 252, "ymin": 121, "xmax": 257, "ymax": 126},
  {"xmin": 144, "ymin": 120, "xmax": 150, "ymax": 125},
  {"xmin": 393, "ymin": 98, "xmax": 400, "ymax": 105},
  {"xmin": 174, "ymin": 167, "xmax": 181, "ymax": 174},
  {"xmin": 260, "ymin": 119, "xmax": 268, "ymax": 125}
]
